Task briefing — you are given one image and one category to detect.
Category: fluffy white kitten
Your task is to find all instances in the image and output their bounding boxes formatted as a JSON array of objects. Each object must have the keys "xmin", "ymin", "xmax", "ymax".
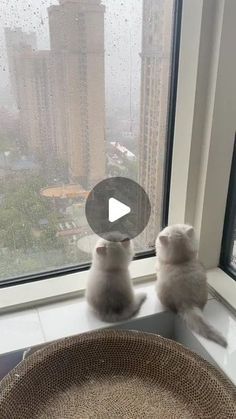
[
  {"xmin": 86, "ymin": 235, "xmax": 146, "ymax": 322},
  {"xmin": 156, "ymin": 224, "xmax": 227, "ymax": 347}
]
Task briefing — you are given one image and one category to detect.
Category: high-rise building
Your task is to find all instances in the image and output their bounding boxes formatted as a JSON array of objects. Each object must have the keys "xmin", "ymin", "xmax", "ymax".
[
  {"xmin": 48, "ymin": 0, "xmax": 106, "ymax": 187},
  {"xmin": 5, "ymin": 38, "xmax": 58, "ymax": 157},
  {"xmin": 5, "ymin": 0, "xmax": 106, "ymax": 188},
  {"xmin": 5, "ymin": 29, "xmax": 39, "ymax": 152},
  {"xmin": 138, "ymin": 0, "xmax": 174, "ymax": 246},
  {"xmin": 5, "ymin": 28, "xmax": 37, "ymax": 104}
]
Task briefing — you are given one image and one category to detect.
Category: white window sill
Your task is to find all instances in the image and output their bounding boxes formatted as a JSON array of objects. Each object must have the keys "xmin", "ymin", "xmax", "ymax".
[
  {"xmin": 0, "ymin": 257, "xmax": 157, "ymax": 313},
  {"xmin": 207, "ymin": 268, "xmax": 236, "ymax": 314},
  {"xmin": 0, "ymin": 261, "xmax": 236, "ymax": 385},
  {"xmin": 0, "ymin": 282, "xmax": 236, "ymax": 385},
  {"xmin": 0, "ymin": 281, "xmax": 173, "ymax": 355},
  {"xmin": 175, "ymin": 298, "xmax": 236, "ymax": 386},
  {"xmin": 0, "ymin": 258, "xmax": 235, "ymax": 316}
]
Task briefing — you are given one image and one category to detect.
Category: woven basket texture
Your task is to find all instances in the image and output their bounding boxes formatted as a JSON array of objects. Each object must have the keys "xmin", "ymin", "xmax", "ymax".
[{"xmin": 0, "ymin": 330, "xmax": 235, "ymax": 418}]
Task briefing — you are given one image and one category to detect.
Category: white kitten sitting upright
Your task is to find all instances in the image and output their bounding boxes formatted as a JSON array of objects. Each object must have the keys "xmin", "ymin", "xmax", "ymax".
[
  {"xmin": 86, "ymin": 235, "xmax": 146, "ymax": 323},
  {"xmin": 156, "ymin": 224, "xmax": 227, "ymax": 347}
]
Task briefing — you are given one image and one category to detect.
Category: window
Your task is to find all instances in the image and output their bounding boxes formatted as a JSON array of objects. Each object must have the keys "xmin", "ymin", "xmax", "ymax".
[
  {"xmin": 0, "ymin": 0, "xmax": 181, "ymax": 285},
  {"xmin": 220, "ymin": 136, "xmax": 236, "ymax": 279},
  {"xmin": 169, "ymin": 0, "xmax": 236, "ymax": 276}
]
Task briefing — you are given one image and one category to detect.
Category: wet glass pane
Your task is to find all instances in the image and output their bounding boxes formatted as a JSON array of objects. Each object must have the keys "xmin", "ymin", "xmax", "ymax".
[{"xmin": 0, "ymin": 0, "xmax": 176, "ymax": 281}]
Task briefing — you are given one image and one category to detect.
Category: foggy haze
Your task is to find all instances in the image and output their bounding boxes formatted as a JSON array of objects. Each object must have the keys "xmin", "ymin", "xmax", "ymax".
[{"xmin": 0, "ymin": 0, "xmax": 142, "ymax": 122}]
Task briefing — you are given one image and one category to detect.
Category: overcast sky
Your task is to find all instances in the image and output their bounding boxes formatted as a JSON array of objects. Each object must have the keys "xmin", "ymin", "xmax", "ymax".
[{"xmin": 0, "ymin": 0, "xmax": 142, "ymax": 119}]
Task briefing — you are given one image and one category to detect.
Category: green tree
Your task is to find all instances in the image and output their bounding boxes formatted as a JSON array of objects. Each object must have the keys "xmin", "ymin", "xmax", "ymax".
[
  {"xmin": 2, "ymin": 222, "xmax": 35, "ymax": 251},
  {"xmin": 39, "ymin": 225, "xmax": 65, "ymax": 251},
  {"xmin": 0, "ymin": 174, "xmax": 64, "ymax": 253}
]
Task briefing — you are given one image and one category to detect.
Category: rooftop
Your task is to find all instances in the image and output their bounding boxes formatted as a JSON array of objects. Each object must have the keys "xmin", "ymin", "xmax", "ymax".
[{"xmin": 40, "ymin": 184, "xmax": 89, "ymax": 199}]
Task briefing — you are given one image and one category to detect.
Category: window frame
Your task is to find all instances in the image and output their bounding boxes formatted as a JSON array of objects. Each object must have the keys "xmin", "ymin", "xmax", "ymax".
[
  {"xmin": 0, "ymin": 0, "xmax": 183, "ymax": 289},
  {"xmin": 220, "ymin": 135, "xmax": 236, "ymax": 280},
  {"xmin": 162, "ymin": 0, "xmax": 183, "ymax": 227},
  {"xmin": 169, "ymin": 0, "xmax": 236, "ymax": 269},
  {"xmin": 169, "ymin": 0, "xmax": 236, "ymax": 310},
  {"xmin": 1, "ymin": 0, "xmax": 236, "ymax": 313}
]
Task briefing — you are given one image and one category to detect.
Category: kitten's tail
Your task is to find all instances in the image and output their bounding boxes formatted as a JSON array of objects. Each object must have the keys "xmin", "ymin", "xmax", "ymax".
[
  {"xmin": 100, "ymin": 292, "xmax": 146, "ymax": 323},
  {"xmin": 180, "ymin": 306, "xmax": 227, "ymax": 348}
]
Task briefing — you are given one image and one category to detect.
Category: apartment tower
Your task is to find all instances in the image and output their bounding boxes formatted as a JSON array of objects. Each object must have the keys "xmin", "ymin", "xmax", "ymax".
[
  {"xmin": 48, "ymin": 0, "xmax": 106, "ymax": 187},
  {"xmin": 139, "ymin": 0, "xmax": 174, "ymax": 246},
  {"xmin": 5, "ymin": 0, "xmax": 106, "ymax": 188}
]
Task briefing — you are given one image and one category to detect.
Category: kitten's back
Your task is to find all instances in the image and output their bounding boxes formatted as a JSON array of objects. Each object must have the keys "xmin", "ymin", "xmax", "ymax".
[
  {"xmin": 86, "ymin": 237, "xmax": 146, "ymax": 322},
  {"xmin": 157, "ymin": 259, "xmax": 208, "ymax": 311},
  {"xmin": 156, "ymin": 224, "xmax": 227, "ymax": 347}
]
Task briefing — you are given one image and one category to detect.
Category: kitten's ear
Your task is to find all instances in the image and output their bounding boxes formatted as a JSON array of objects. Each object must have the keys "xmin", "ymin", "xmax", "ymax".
[
  {"xmin": 121, "ymin": 238, "xmax": 130, "ymax": 248},
  {"xmin": 159, "ymin": 234, "xmax": 168, "ymax": 246},
  {"xmin": 186, "ymin": 226, "xmax": 194, "ymax": 238},
  {"xmin": 96, "ymin": 246, "xmax": 106, "ymax": 256}
]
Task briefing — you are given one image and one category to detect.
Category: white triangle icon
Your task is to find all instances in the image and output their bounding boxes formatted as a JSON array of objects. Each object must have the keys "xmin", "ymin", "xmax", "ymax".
[{"xmin": 108, "ymin": 198, "xmax": 131, "ymax": 223}]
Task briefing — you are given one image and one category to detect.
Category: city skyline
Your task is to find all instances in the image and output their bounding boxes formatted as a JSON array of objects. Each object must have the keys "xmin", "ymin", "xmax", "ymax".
[
  {"xmin": 5, "ymin": 0, "xmax": 106, "ymax": 188},
  {"xmin": 0, "ymin": 0, "xmax": 142, "ymax": 135},
  {"xmin": 0, "ymin": 0, "xmax": 176, "ymax": 280}
]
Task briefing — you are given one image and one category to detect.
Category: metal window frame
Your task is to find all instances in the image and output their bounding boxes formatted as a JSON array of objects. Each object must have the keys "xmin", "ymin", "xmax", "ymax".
[{"xmin": 220, "ymin": 134, "xmax": 236, "ymax": 280}]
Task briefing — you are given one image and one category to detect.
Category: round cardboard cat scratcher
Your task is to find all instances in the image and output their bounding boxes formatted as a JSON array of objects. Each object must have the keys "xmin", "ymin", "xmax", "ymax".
[{"xmin": 0, "ymin": 330, "xmax": 235, "ymax": 418}]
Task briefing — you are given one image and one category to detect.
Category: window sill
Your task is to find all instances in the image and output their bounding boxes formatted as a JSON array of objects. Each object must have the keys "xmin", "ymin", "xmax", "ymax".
[
  {"xmin": 0, "ymin": 257, "xmax": 157, "ymax": 313},
  {"xmin": 0, "ymin": 285, "xmax": 235, "ymax": 386},
  {"xmin": 0, "ymin": 281, "xmax": 174, "ymax": 355},
  {"xmin": 175, "ymin": 297, "xmax": 236, "ymax": 385},
  {"xmin": 0, "ymin": 261, "xmax": 235, "ymax": 316},
  {"xmin": 0, "ymin": 266, "xmax": 235, "ymax": 384},
  {"xmin": 207, "ymin": 268, "xmax": 236, "ymax": 314}
]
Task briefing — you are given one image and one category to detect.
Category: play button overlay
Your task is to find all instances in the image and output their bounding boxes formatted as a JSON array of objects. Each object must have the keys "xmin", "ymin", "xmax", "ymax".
[
  {"xmin": 108, "ymin": 198, "xmax": 131, "ymax": 222},
  {"xmin": 85, "ymin": 177, "xmax": 151, "ymax": 241}
]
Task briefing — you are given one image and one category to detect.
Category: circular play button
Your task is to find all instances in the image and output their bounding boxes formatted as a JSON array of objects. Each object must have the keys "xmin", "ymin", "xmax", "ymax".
[{"xmin": 85, "ymin": 177, "xmax": 151, "ymax": 241}]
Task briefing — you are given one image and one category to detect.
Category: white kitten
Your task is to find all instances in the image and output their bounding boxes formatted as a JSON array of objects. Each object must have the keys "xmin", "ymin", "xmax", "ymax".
[
  {"xmin": 155, "ymin": 224, "xmax": 227, "ymax": 347},
  {"xmin": 86, "ymin": 235, "xmax": 146, "ymax": 322}
]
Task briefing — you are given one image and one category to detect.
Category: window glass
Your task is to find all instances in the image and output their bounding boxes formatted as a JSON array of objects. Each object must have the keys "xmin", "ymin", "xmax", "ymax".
[{"xmin": 0, "ymin": 0, "xmax": 177, "ymax": 282}]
